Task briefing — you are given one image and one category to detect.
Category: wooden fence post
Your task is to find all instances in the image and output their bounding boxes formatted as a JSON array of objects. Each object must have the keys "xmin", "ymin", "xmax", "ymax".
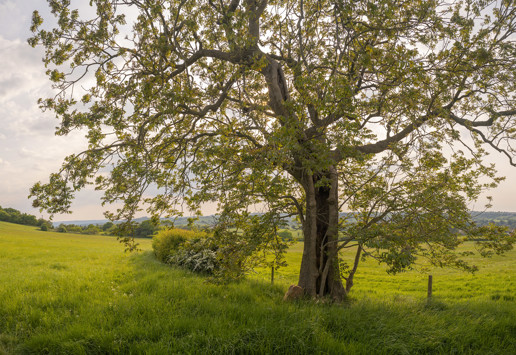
[{"xmin": 427, "ymin": 275, "xmax": 433, "ymax": 299}]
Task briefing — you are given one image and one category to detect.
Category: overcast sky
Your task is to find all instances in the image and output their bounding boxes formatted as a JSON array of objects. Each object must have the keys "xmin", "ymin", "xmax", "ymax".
[{"xmin": 0, "ymin": 1, "xmax": 515, "ymax": 222}]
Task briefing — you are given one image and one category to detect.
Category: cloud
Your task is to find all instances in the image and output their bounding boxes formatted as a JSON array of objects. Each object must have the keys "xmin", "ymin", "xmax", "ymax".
[
  {"xmin": 0, "ymin": 37, "xmax": 57, "ymax": 137},
  {"xmin": 0, "ymin": 73, "xmax": 24, "ymax": 97},
  {"xmin": 0, "ymin": 1, "xmax": 55, "ymax": 41},
  {"xmin": 0, "ymin": 34, "xmax": 92, "ymax": 219}
]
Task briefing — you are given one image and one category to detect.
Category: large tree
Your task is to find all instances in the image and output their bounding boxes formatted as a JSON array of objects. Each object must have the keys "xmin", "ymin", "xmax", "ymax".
[{"xmin": 30, "ymin": 0, "xmax": 516, "ymax": 300}]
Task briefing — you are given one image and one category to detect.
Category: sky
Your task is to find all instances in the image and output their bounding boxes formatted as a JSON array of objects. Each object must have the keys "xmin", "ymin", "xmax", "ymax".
[
  {"xmin": 0, "ymin": 0, "xmax": 107, "ymax": 221},
  {"xmin": 0, "ymin": 1, "xmax": 515, "ymax": 222}
]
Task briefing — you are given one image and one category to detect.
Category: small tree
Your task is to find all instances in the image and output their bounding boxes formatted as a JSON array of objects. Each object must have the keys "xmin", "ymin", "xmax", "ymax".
[
  {"xmin": 102, "ymin": 221, "xmax": 114, "ymax": 231},
  {"xmin": 278, "ymin": 230, "xmax": 294, "ymax": 242},
  {"xmin": 135, "ymin": 220, "xmax": 159, "ymax": 238},
  {"xmin": 267, "ymin": 231, "xmax": 294, "ymax": 285},
  {"xmin": 82, "ymin": 224, "xmax": 101, "ymax": 235},
  {"xmin": 56, "ymin": 224, "xmax": 67, "ymax": 233},
  {"xmin": 66, "ymin": 224, "xmax": 83, "ymax": 233},
  {"xmin": 337, "ymin": 149, "xmax": 514, "ymax": 293}
]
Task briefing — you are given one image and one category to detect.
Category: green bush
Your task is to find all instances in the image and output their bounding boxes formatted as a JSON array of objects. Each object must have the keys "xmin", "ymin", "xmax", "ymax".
[
  {"xmin": 152, "ymin": 228, "xmax": 205, "ymax": 262},
  {"xmin": 57, "ymin": 224, "xmax": 67, "ymax": 233},
  {"xmin": 82, "ymin": 224, "xmax": 101, "ymax": 235},
  {"xmin": 278, "ymin": 230, "xmax": 294, "ymax": 241},
  {"xmin": 135, "ymin": 220, "xmax": 158, "ymax": 238}
]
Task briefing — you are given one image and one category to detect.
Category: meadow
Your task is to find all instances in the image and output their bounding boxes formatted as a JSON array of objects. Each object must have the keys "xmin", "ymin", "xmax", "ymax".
[{"xmin": 0, "ymin": 221, "xmax": 515, "ymax": 354}]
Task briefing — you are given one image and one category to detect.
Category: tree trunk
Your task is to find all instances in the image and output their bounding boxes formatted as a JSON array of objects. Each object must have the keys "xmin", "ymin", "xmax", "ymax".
[
  {"xmin": 297, "ymin": 167, "xmax": 346, "ymax": 301},
  {"xmin": 345, "ymin": 246, "xmax": 362, "ymax": 293}
]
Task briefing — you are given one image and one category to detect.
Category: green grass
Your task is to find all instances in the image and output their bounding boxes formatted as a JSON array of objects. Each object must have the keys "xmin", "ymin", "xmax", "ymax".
[
  {"xmin": 0, "ymin": 221, "xmax": 515, "ymax": 354},
  {"xmin": 253, "ymin": 242, "xmax": 516, "ymax": 303}
]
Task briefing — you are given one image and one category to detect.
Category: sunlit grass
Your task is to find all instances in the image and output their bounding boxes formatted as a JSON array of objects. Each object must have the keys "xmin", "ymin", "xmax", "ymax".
[
  {"xmin": 0, "ymin": 222, "xmax": 515, "ymax": 354},
  {"xmin": 253, "ymin": 239, "xmax": 516, "ymax": 303}
]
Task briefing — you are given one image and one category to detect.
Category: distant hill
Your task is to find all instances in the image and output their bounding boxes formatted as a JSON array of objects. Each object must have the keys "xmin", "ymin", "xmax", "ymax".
[
  {"xmin": 54, "ymin": 215, "xmax": 218, "ymax": 227},
  {"xmin": 54, "ymin": 217, "xmax": 149, "ymax": 227},
  {"xmin": 54, "ymin": 211, "xmax": 516, "ymax": 229},
  {"xmin": 470, "ymin": 211, "xmax": 516, "ymax": 229}
]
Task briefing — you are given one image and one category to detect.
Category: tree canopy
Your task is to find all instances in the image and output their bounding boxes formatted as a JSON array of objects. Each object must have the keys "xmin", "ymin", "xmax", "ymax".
[{"xmin": 29, "ymin": 0, "xmax": 516, "ymax": 299}]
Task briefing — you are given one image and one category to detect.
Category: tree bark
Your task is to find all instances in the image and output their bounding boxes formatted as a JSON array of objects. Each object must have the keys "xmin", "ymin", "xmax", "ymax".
[
  {"xmin": 345, "ymin": 246, "xmax": 362, "ymax": 293},
  {"xmin": 298, "ymin": 167, "xmax": 346, "ymax": 301}
]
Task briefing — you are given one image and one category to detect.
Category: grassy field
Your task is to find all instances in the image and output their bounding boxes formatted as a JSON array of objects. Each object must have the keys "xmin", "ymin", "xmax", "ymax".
[
  {"xmin": 0, "ymin": 221, "xmax": 515, "ymax": 354},
  {"xmin": 253, "ymin": 241, "xmax": 516, "ymax": 303}
]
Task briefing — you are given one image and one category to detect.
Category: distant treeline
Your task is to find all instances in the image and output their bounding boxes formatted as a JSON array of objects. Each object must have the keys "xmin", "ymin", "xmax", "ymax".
[
  {"xmin": 0, "ymin": 205, "xmax": 163, "ymax": 238},
  {"xmin": 54, "ymin": 219, "xmax": 161, "ymax": 238},
  {"xmin": 470, "ymin": 211, "xmax": 516, "ymax": 229},
  {"xmin": 0, "ymin": 206, "xmax": 51, "ymax": 228},
  {"xmin": 54, "ymin": 222, "xmax": 107, "ymax": 235},
  {"xmin": 51, "ymin": 212, "xmax": 516, "ymax": 237},
  {"xmin": 2, "ymin": 205, "xmax": 515, "ymax": 237}
]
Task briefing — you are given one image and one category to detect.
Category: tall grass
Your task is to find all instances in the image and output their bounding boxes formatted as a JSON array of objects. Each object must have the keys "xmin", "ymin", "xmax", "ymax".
[{"xmin": 0, "ymin": 222, "xmax": 515, "ymax": 354}]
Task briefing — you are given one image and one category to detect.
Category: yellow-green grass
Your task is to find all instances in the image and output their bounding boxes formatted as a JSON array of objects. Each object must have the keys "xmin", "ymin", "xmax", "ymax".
[
  {"xmin": 254, "ymin": 242, "xmax": 516, "ymax": 303},
  {"xmin": 1, "ymin": 221, "xmax": 515, "ymax": 354}
]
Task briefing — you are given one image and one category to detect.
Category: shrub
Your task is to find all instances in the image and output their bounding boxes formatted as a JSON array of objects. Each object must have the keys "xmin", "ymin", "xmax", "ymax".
[
  {"xmin": 169, "ymin": 237, "xmax": 219, "ymax": 275},
  {"xmin": 278, "ymin": 230, "xmax": 294, "ymax": 241},
  {"xmin": 152, "ymin": 228, "xmax": 205, "ymax": 262},
  {"xmin": 57, "ymin": 224, "xmax": 67, "ymax": 233},
  {"xmin": 102, "ymin": 221, "xmax": 114, "ymax": 231},
  {"xmin": 82, "ymin": 224, "xmax": 101, "ymax": 235},
  {"xmin": 135, "ymin": 220, "xmax": 159, "ymax": 238}
]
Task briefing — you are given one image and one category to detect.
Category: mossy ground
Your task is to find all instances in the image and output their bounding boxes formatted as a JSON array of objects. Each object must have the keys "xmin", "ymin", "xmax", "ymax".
[{"xmin": 0, "ymin": 222, "xmax": 515, "ymax": 354}]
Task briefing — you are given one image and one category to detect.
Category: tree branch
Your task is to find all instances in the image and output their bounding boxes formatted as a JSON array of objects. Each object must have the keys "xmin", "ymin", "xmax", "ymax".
[{"xmin": 332, "ymin": 113, "xmax": 434, "ymax": 162}]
